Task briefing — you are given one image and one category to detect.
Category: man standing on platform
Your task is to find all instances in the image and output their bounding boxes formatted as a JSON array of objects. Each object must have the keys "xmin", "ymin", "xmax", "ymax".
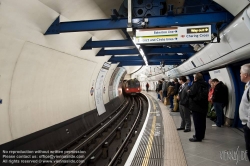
[
  {"xmin": 187, "ymin": 73, "xmax": 208, "ymax": 142},
  {"xmin": 211, "ymin": 78, "xmax": 228, "ymax": 127},
  {"xmin": 177, "ymin": 76, "xmax": 191, "ymax": 132},
  {"xmin": 239, "ymin": 63, "xmax": 250, "ymax": 161},
  {"xmin": 146, "ymin": 82, "xmax": 149, "ymax": 92}
]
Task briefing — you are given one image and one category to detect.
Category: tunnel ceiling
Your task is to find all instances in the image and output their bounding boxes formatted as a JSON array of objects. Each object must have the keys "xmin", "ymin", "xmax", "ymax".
[{"xmin": 43, "ymin": 0, "xmax": 240, "ymax": 75}]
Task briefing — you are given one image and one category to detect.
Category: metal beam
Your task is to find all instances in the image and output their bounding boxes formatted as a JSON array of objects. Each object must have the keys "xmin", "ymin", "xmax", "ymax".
[
  {"xmin": 108, "ymin": 55, "xmax": 187, "ymax": 63},
  {"xmin": 148, "ymin": 55, "xmax": 188, "ymax": 61},
  {"xmin": 97, "ymin": 48, "xmax": 139, "ymax": 56},
  {"xmin": 148, "ymin": 61, "xmax": 180, "ymax": 65},
  {"xmin": 144, "ymin": 47, "xmax": 195, "ymax": 55},
  {"xmin": 82, "ymin": 38, "xmax": 134, "ymax": 50},
  {"xmin": 117, "ymin": 61, "xmax": 145, "ymax": 66},
  {"xmin": 108, "ymin": 55, "xmax": 142, "ymax": 62},
  {"xmin": 45, "ymin": 12, "xmax": 233, "ymax": 34}
]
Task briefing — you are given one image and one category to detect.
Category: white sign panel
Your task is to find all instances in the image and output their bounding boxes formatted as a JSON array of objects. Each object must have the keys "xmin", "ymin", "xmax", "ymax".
[
  {"xmin": 113, "ymin": 67, "xmax": 126, "ymax": 98},
  {"xmin": 135, "ymin": 25, "xmax": 211, "ymax": 44},
  {"xmin": 95, "ymin": 63, "xmax": 110, "ymax": 115},
  {"xmin": 136, "ymin": 28, "xmax": 178, "ymax": 37}
]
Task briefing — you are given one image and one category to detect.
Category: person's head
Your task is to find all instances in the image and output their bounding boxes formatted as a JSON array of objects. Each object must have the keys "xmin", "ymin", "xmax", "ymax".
[
  {"xmin": 179, "ymin": 76, "xmax": 187, "ymax": 84},
  {"xmin": 240, "ymin": 64, "xmax": 250, "ymax": 83},
  {"xmin": 210, "ymin": 82, "xmax": 215, "ymax": 88},
  {"xmin": 162, "ymin": 78, "xmax": 165, "ymax": 81},
  {"xmin": 174, "ymin": 78, "xmax": 178, "ymax": 83},
  {"xmin": 208, "ymin": 79, "xmax": 212, "ymax": 85},
  {"xmin": 211, "ymin": 78, "xmax": 220, "ymax": 86},
  {"xmin": 194, "ymin": 73, "xmax": 203, "ymax": 81}
]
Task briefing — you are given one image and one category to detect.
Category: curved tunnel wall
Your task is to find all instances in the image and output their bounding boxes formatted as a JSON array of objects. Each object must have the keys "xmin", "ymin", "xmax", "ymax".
[{"xmin": 0, "ymin": 0, "xmax": 124, "ymax": 145}]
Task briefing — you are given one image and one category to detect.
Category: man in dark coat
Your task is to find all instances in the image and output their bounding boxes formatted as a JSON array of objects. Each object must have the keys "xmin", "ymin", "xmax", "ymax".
[
  {"xmin": 187, "ymin": 73, "xmax": 208, "ymax": 142},
  {"xmin": 211, "ymin": 78, "xmax": 228, "ymax": 127},
  {"xmin": 177, "ymin": 76, "xmax": 191, "ymax": 132}
]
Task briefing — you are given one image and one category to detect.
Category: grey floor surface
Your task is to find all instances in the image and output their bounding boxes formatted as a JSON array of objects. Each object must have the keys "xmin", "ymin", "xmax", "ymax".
[{"xmin": 147, "ymin": 91, "xmax": 249, "ymax": 166}]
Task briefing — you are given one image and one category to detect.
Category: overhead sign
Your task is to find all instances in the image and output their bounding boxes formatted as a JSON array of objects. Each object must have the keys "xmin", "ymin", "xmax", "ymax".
[
  {"xmin": 136, "ymin": 28, "xmax": 178, "ymax": 37},
  {"xmin": 135, "ymin": 25, "xmax": 211, "ymax": 44}
]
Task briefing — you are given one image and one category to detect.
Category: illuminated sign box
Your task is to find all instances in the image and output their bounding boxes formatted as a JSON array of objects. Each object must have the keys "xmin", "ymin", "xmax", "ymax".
[{"xmin": 135, "ymin": 25, "xmax": 211, "ymax": 44}]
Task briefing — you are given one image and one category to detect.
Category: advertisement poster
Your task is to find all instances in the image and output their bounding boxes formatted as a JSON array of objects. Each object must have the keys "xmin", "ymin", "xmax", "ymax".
[{"xmin": 95, "ymin": 62, "xmax": 111, "ymax": 115}]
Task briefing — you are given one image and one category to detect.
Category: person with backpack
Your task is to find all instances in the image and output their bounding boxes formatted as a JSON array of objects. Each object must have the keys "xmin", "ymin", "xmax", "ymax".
[
  {"xmin": 187, "ymin": 73, "xmax": 208, "ymax": 142},
  {"xmin": 211, "ymin": 78, "xmax": 228, "ymax": 127},
  {"xmin": 177, "ymin": 76, "xmax": 191, "ymax": 132},
  {"xmin": 239, "ymin": 63, "xmax": 250, "ymax": 161}
]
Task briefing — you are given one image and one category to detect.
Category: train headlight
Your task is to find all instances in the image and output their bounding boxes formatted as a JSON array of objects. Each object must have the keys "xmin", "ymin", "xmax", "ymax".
[
  {"xmin": 126, "ymin": 88, "xmax": 129, "ymax": 91},
  {"xmin": 138, "ymin": 88, "xmax": 140, "ymax": 90}
]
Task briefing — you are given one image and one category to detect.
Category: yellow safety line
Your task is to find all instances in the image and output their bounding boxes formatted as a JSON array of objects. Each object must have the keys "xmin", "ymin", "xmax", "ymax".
[{"xmin": 141, "ymin": 116, "xmax": 156, "ymax": 166}]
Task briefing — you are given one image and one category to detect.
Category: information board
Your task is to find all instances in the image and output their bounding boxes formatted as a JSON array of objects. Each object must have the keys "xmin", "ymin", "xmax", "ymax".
[{"xmin": 135, "ymin": 25, "xmax": 211, "ymax": 44}]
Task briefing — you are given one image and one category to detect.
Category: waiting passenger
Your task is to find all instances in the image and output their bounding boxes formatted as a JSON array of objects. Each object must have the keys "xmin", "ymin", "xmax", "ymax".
[
  {"xmin": 177, "ymin": 76, "xmax": 191, "ymax": 132},
  {"xmin": 146, "ymin": 82, "xmax": 149, "ymax": 92},
  {"xmin": 156, "ymin": 80, "xmax": 162, "ymax": 101},
  {"xmin": 207, "ymin": 81, "xmax": 215, "ymax": 119},
  {"xmin": 161, "ymin": 78, "xmax": 167, "ymax": 103},
  {"xmin": 187, "ymin": 73, "xmax": 208, "ymax": 142},
  {"xmin": 166, "ymin": 82, "xmax": 175, "ymax": 110},
  {"xmin": 187, "ymin": 77, "xmax": 193, "ymax": 86},
  {"xmin": 239, "ymin": 63, "xmax": 250, "ymax": 161},
  {"xmin": 211, "ymin": 79, "xmax": 228, "ymax": 127},
  {"xmin": 173, "ymin": 78, "xmax": 180, "ymax": 112}
]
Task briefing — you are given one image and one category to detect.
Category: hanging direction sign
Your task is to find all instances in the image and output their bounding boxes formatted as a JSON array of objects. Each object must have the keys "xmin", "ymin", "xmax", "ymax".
[{"xmin": 135, "ymin": 25, "xmax": 211, "ymax": 44}]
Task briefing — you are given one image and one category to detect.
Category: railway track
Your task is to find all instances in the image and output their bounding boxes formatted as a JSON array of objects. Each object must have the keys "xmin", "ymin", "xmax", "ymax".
[{"xmin": 35, "ymin": 94, "xmax": 148, "ymax": 166}]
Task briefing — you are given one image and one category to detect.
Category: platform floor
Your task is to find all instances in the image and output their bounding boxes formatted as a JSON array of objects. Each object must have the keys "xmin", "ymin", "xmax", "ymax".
[{"xmin": 145, "ymin": 91, "xmax": 249, "ymax": 166}]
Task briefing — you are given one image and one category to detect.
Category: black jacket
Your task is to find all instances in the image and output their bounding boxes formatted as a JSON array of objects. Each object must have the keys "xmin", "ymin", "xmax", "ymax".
[
  {"xmin": 174, "ymin": 82, "xmax": 180, "ymax": 95},
  {"xmin": 188, "ymin": 79, "xmax": 208, "ymax": 114},
  {"xmin": 212, "ymin": 82, "xmax": 228, "ymax": 104},
  {"xmin": 157, "ymin": 83, "xmax": 162, "ymax": 92}
]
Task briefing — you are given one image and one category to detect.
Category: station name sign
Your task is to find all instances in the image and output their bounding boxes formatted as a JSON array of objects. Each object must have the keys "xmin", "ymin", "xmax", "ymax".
[{"xmin": 135, "ymin": 25, "xmax": 211, "ymax": 44}]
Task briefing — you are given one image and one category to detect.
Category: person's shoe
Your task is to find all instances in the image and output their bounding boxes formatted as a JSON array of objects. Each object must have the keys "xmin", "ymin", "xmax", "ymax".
[
  {"xmin": 193, "ymin": 135, "xmax": 204, "ymax": 139},
  {"xmin": 184, "ymin": 129, "xmax": 191, "ymax": 132},
  {"xmin": 177, "ymin": 127, "xmax": 185, "ymax": 130},
  {"xmin": 189, "ymin": 138, "xmax": 202, "ymax": 142},
  {"xmin": 212, "ymin": 124, "xmax": 217, "ymax": 127}
]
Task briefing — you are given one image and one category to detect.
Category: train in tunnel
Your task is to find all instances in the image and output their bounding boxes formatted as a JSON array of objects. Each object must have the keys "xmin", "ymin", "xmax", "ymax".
[{"xmin": 122, "ymin": 79, "xmax": 141, "ymax": 95}]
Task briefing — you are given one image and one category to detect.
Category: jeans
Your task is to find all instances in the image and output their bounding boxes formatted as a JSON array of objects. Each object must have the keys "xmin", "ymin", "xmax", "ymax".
[
  {"xmin": 157, "ymin": 93, "xmax": 161, "ymax": 100},
  {"xmin": 169, "ymin": 95, "xmax": 174, "ymax": 108},
  {"xmin": 213, "ymin": 102, "xmax": 224, "ymax": 127}
]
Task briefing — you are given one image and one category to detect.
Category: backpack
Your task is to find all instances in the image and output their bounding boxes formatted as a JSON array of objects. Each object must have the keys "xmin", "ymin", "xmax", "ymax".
[{"xmin": 194, "ymin": 83, "xmax": 208, "ymax": 106}]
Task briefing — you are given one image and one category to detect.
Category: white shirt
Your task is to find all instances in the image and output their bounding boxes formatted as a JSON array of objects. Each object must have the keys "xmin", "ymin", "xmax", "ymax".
[{"xmin": 239, "ymin": 81, "xmax": 250, "ymax": 128}]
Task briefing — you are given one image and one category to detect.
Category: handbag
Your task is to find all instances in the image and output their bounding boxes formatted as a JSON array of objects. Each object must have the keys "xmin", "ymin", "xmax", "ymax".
[{"xmin": 164, "ymin": 97, "xmax": 170, "ymax": 105}]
